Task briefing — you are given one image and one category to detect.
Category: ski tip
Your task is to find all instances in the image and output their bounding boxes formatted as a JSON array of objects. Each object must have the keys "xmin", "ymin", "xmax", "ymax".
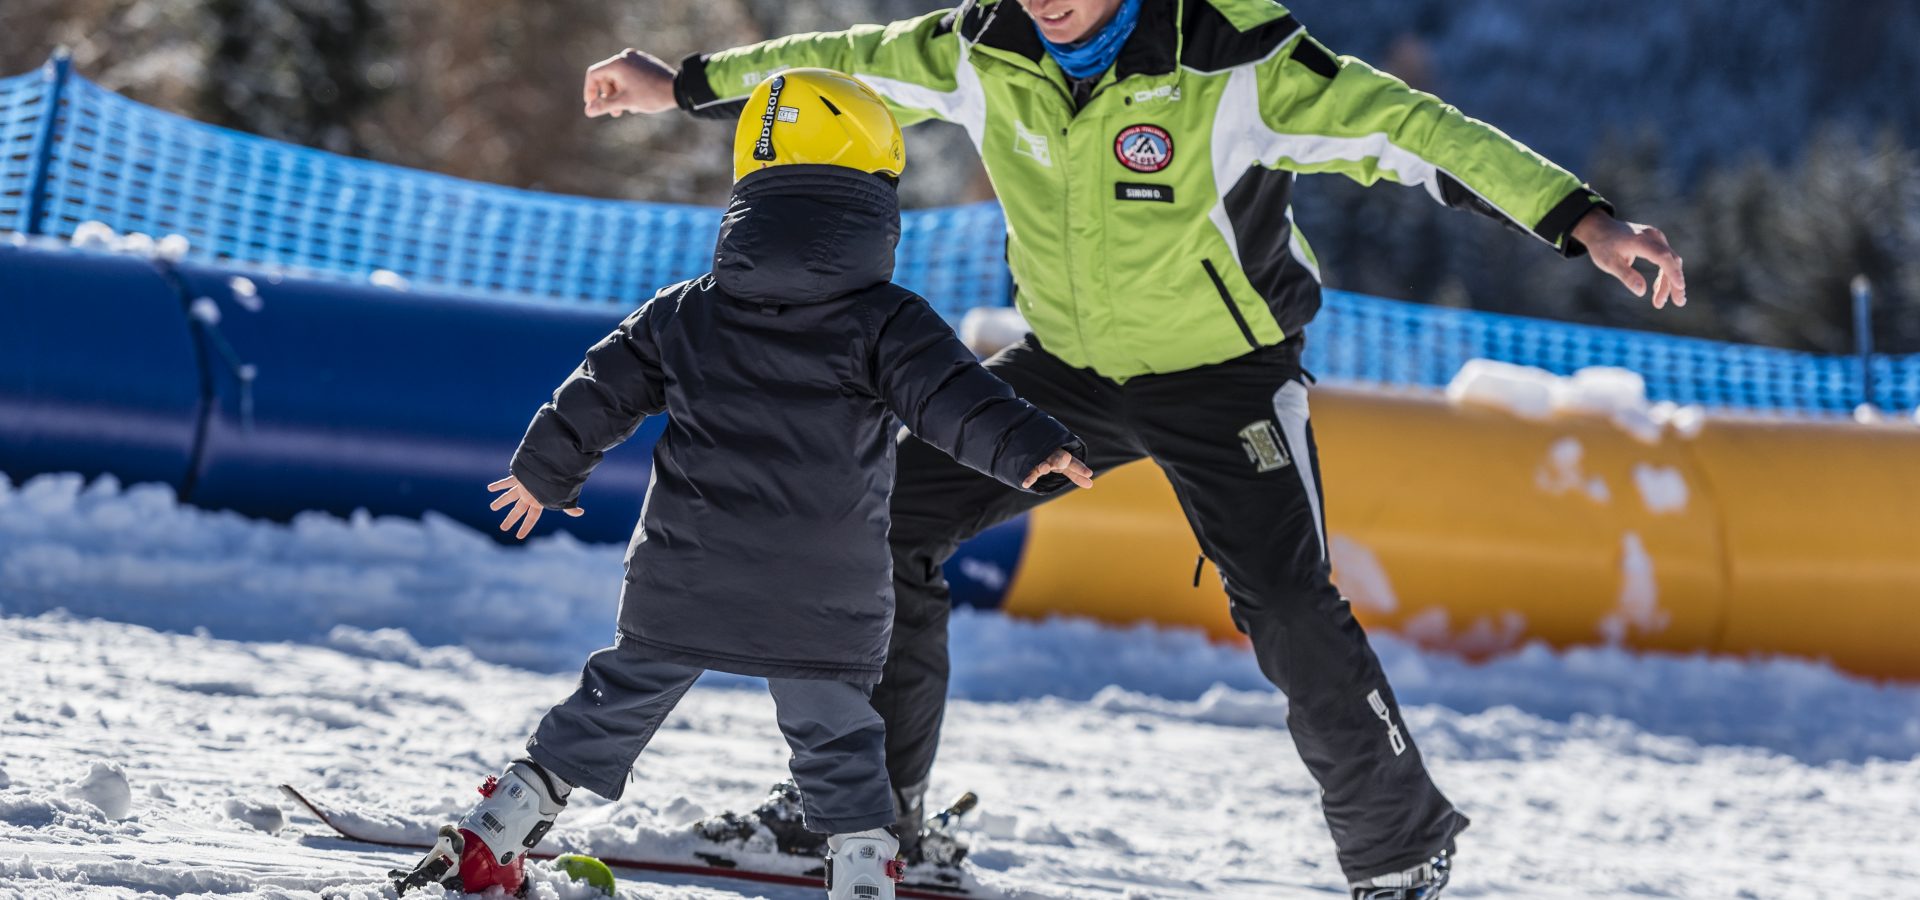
[{"xmin": 948, "ymin": 792, "xmax": 978, "ymax": 817}]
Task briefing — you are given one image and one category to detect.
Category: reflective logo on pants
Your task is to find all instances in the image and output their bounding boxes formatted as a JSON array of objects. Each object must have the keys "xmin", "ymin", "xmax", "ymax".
[{"xmin": 1368, "ymin": 689, "xmax": 1407, "ymax": 756}]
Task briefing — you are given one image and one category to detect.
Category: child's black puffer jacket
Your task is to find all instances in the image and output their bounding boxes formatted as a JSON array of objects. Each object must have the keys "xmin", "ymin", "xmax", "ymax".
[{"xmin": 510, "ymin": 164, "xmax": 1079, "ymax": 684}]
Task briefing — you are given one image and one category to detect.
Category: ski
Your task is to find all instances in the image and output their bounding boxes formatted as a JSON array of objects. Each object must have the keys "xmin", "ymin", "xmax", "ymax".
[{"xmin": 279, "ymin": 785, "xmax": 988, "ymax": 899}]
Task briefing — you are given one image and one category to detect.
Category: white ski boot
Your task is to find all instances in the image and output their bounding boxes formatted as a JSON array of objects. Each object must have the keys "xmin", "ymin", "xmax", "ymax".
[
  {"xmin": 1350, "ymin": 849, "xmax": 1451, "ymax": 900},
  {"xmin": 393, "ymin": 758, "xmax": 570, "ymax": 895},
  {"xmin": 825, "ymin": 827, "xmax": 903, "ymax": 900}
]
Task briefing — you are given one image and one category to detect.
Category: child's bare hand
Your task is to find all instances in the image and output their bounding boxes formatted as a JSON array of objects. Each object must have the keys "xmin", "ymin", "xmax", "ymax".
[
  {"xmin": 488, "ymin": 475, "xmax": 583, "ymax": 540},
  {"xmin": 1022, "ymin": 449, "xmax": 1094, "ymax": 490}
]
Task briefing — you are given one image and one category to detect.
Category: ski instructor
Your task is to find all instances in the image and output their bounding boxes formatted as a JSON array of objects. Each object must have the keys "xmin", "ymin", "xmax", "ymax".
[{"xmin": 581, "ymin": 0, "xmax": 1686, "ymax": 895}]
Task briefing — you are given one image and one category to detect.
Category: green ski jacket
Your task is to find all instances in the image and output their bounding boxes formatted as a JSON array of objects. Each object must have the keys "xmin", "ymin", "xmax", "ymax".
[{"xmin": 674, "ymin": 0, "xmax": 1612, "ymax": 381}]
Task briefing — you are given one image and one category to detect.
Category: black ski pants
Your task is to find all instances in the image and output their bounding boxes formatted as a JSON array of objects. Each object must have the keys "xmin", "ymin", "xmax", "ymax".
[{"xmin": 871, "ymin": 335, "xmax": 1468, "ymax": 882}]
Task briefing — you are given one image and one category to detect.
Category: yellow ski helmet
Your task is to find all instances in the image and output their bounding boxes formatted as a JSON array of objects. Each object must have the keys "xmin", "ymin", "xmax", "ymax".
[{"xmin": 732, "ymin": 68, "xmax": 904, "ymax": 181}]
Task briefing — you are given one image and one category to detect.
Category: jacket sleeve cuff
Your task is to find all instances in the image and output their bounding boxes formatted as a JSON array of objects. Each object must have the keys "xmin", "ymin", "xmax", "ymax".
[
  {"xmin": 673, "ymin": 53, "xmax": 745, "ymax": 120},
  {"xmin": 508, "ymin": 446, "xmax": 582, "ymax": 510},
  {"xmin": 1019, "ymin": 436, "xmax": 1085, "ymax": 496},
  {"xmin": 1534, "ymin": 187, "xmax": 1615, "ymax": 259}
]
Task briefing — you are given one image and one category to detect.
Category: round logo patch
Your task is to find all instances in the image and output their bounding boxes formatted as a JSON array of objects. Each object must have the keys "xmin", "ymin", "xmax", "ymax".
[{"xmin": 1114, "ymin": 124, "xmax": 1173, "ymax": 173}]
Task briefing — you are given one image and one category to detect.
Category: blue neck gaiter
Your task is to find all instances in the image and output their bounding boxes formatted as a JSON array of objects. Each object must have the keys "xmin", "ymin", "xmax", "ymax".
[{"xmin": 1035, "ymin": 0, "xmax": 1144, "ymax": 80}]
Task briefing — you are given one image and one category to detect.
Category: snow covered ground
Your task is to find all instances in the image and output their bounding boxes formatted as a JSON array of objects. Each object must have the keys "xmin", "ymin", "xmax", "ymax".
[{"xmin": 3, "ymin": 473, "xmax": 1919, "ymax": 899}]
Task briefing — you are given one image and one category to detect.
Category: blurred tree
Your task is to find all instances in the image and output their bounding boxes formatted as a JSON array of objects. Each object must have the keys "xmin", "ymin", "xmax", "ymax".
[
  {"xmin": 0, "ymin": 0, "xmax": 214, "ymax": 113},
  {"xmin": 202, "ymin": 0, "xmax": 387, "ymax": 155}
]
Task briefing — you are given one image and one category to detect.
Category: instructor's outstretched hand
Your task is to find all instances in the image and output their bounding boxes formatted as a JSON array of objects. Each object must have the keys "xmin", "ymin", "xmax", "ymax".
[
  {"xmin": 488, "ymin": 475, "xmax": 584, "ymax": 540},
  {"xmin": 583, "ymin": 49, "xmax": 679, "ymax": 118},
  {"xmin": 1573, "ymin": 209, "xmax": 1689, "ymax": 310},
  {"xmin": 1023, "ymin": 448, "xmax": 1095, "ymax": 491}
]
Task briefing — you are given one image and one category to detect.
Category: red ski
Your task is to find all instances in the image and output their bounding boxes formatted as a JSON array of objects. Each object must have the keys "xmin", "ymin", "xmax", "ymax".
[{"xmin": 279, "ymin": 785, "xmax": 988, "ymax": 899}]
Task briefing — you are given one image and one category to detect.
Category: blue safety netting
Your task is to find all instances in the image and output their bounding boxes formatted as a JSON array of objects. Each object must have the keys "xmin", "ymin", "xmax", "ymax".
[
  {"xmin": 2, "ymin": 58, "xmax": 1914, "ymax": 415},
  {"xmin": 1309, "ymin": 291, "xmax": 1920, "ymax": 414},
  {"xmin": 1, "ymin": 61, "xmax": 1010, "ymax": 311},
  {"xmin": 0, "ymin": 66, "xmax": 54, "ymax": 232}
]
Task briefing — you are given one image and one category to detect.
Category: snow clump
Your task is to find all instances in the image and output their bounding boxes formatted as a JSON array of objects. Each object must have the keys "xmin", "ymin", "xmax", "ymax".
[
  {"xmin": 222, "ymin": 797, "xmax": 286, "ymax": 833},
  {"xmin": 369, "ymin": 269, "xmax": 410, "ymax": 290},
  {"xmin": 73, "ymin": 762, "xmax": 132, "ymax": 820},
  {"xmin": 1633, "ymin": 464, "xmax": 1690, "ymax": 514},
  {"xmin": 156, "ymin": 233, "xmax": 191, "ymax": 261},
  {"xmin": 189, "ymin": 297, "xmax": 221, "ymax": 325},
  {"xmin": 1447, "ymin": 360, "xmax": 1704, "ymax": 444},
  {"xmin": 64, "ymin": 222, "xmax": 193, "ymax": 260},
  {"xmin": 69, "ymin": 221, "xmax": 118, "ymax": 250},
  {"xmin": 229, "ymin": 276, "xmax": 263, "ymax": 312},
  {"xmin": 118, "ymin": 232, "xmax": 157, "ymax": 256}
]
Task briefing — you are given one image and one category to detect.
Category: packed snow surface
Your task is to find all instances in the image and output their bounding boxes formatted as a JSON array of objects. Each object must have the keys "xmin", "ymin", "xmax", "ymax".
[{"xmin": 3, "ymin": 472, "xmax": 1918, "ymax": 898}]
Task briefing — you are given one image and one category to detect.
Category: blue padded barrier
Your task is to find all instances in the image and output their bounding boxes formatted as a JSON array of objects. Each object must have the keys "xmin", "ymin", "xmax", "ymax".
[
  {"xmin": 0, "ymin": 240, "xmax": 659, "ymax": 544},
  {"xmin": 0, "ymin": 59, "xmax": 1915, "ymax": 415},
  {"xmin": 167, "ymin": 260, "xmax": 661, "ymax": 540},
  {"xmin": 0, "ymin": 243, "xmax": 204, "ymax": 488}
]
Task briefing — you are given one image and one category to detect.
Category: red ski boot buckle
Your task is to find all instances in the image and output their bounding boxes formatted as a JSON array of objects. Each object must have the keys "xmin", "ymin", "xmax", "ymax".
[
  {"xmin": 885, "ymin": 859, "xmax": 907, "ymax": 882},
  {"xmin": 478, "ymin": 775, "xmax": 499, "ymax": 797}
]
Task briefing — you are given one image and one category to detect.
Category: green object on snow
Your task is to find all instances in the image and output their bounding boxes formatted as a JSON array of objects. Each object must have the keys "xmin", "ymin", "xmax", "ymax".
[{"xmin": 552, "ymin": 854, "xmax": 616, "ymax": 896}]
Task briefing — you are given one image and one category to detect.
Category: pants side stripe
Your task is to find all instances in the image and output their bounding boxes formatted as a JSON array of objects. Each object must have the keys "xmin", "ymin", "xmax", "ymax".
[{"xmin": 1271, "ymin": 379, "xmax": 1326, "ymax": 561}]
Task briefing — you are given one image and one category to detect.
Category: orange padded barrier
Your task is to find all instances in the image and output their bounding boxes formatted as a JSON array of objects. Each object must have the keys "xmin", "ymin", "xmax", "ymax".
[
  {"xmin": 1004, "ymin": 386, "xmax": 1920, "ymax": 681},
  {"xmin": 1690, "ymin": 416, "xmax": 1920, "ymax": 679}
]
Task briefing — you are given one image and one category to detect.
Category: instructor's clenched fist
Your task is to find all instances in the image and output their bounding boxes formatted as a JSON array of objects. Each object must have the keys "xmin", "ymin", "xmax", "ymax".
[{"xmin": 583, "ymin": 49, "xmax": 679, "ymax": 118}]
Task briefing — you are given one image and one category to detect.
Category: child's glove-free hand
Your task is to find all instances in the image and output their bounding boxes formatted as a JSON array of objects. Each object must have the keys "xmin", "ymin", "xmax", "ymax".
[
  {"xmin": 488, "ymin": 475, "xmax": 584, "ymax": 540},
  {"xmin": 1022, "ymin": 449, "xmax": 1095, "ymax": 490}
]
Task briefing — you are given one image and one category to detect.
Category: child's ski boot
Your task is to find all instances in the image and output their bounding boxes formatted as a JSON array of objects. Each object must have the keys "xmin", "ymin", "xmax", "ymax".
[
  {"xmin": 825, "ymin": 827, "xmax": 903, "ymax": 900},
  {"xmin": 392, "ymin": 759, "xmax": 570, "ymax": 896},
  {"xmin": 1350, "ymin": 848, "xmax": 1452, "ymax": 900}
]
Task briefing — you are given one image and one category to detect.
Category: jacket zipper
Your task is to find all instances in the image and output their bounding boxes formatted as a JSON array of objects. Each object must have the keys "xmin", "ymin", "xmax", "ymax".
[{"xmin": 1201, "ymin": 259, "xmax": 1261, "ymax": 350}]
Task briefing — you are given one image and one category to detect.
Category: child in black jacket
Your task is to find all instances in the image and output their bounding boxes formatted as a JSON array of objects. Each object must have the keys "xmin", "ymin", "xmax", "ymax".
[{"xmin": 397, "ymin": 69, "xmax": 1088, "ymax": 900}]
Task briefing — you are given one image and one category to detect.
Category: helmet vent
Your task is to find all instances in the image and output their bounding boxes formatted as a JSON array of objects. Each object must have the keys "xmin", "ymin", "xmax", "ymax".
[{"xmin": 819, "ymin": 96, "xmax": 843, "ymax": 116}]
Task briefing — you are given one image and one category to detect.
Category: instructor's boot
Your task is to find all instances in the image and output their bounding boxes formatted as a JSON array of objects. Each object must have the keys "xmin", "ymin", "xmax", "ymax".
[
  {"xmin": 694, "ymin": 779, "xmax": 828, "ymax": 857},
  {"xmin": 825, "ymin": 827, "xmax": 903, "ymax": 900},
  {"xmin": 890, "ymin": 782, "xmax": 928, "ymax": 861},
  {"xmin": 1349, "ymin": 849, "xmax": 1451, "ymax": 900},
  {"xmin": 393, "ymin": 759, "xmax": 570, "ymax": 896},
  {"xmin": 897, "ymin": 784, "xmax": 972, "ymax": 879}
]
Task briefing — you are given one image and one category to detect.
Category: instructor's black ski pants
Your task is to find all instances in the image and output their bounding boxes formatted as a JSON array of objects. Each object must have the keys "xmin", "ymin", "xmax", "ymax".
[{"xmin": 871, "ymin": 334, "xmax": 1468, "ymax": 883}]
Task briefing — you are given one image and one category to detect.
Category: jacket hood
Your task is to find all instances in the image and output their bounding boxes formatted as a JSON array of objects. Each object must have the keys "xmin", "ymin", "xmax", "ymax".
[{"xmin": 713, "ymin": 165, "xmax": 902, "ymax": 306}]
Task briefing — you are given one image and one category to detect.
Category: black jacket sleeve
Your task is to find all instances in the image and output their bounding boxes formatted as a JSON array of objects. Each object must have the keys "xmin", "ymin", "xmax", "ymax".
[
  {"xmin": 872, "ymin": 296, "xmax": 1082, "ymax": 494},
  {"xmin": 509, "ymin": 301, "xmax": 668, "ymax": 508}
]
